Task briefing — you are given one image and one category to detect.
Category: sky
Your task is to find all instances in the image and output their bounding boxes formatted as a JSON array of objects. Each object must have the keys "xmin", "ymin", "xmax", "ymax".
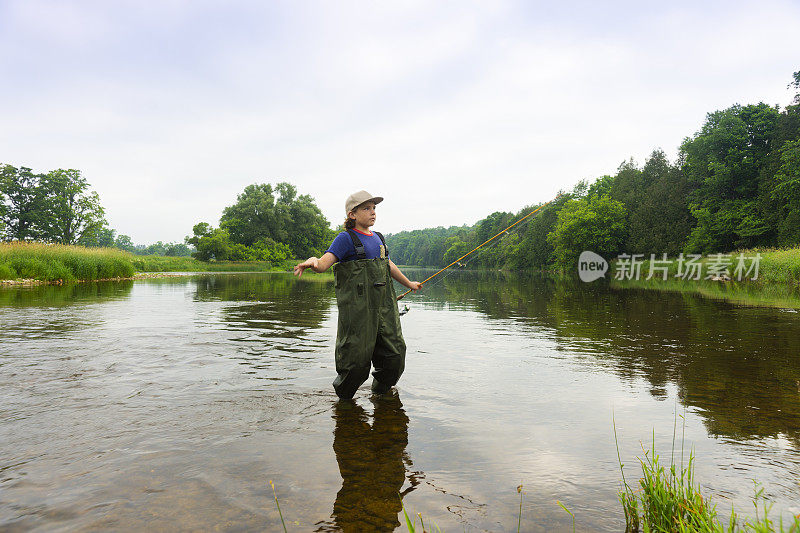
[{"xmin": 1, "ymin": 0, "xmax": 799, "ymax": 245}]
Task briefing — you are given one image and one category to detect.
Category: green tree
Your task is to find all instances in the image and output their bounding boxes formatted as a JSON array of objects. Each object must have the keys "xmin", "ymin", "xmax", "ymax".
[
  {"xmin": 772, "ymin": 139, "xmax": 800, "ymax": 244},
  {"xmin": 187, "ymin": 222, "xmax": 232, "ymax": 261},
  {"xmin": 548, "ymin": 196, "xmax": 627, "ymax": 270},
  {"xmin": 220, "ymin": 183, "xmax": 277, "ymax": 247},
  {"xmin": 115, "ymin": 234, "xmax": 135, "ymax": 251},
  {"xmin": 442, "ymin": 236, "xmax": 470, "ymax": 265},
  {"xmin": 165, "ymin": 242, "xmax": 192, "ymax": 256},
  {"xmin": 219, "ymin": 181, "xmax": 332, "ymax": 258},
  {"xmin": 681, "ymin": 103, "xmax": 781, "ymax": 252},
  {"xmin": 0, "ymin": 164, "xmax": 46, "ymax": 241},
  {"xmin": 79, "ymin": 224, "xmax": 116, "ymax": 247},
  {"xmin": 37, "ymin": 169, "xmax": 106, "ymax": 244},
  {"xmin": 625, "ymin": 150, "xmax": 695, "ymax": 255}
]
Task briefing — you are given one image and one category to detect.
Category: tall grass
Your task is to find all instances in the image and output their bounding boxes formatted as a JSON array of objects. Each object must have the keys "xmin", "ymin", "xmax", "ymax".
[
  {"xmin": 0, "ymin": 241, "xmax": 134, "ymax": 281},
  {"xmin": 0, "ymin": 242, "xmax": 293, "ymax": 282},
  {"xmin": 615, "ymin": 419, "xmax": 800, "ymax": 532}
]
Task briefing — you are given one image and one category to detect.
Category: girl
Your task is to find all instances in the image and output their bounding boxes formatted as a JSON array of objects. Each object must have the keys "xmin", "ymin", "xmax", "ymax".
[{"xmin": 294, "ymin": 190, "xmax": 421, "ymax": 399}]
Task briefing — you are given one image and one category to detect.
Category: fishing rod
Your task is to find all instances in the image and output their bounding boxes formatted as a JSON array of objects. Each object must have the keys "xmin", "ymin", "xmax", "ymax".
[{"xmin": 397, "ymin": 194, "xmax": 561, "ymax": 301}]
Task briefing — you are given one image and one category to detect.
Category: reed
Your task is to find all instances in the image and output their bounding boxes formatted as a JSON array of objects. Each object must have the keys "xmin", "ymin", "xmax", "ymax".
[
  {"xmin": 0, "ymin": 242, "xmax": 294, "ymax": 282},
  {"xmin": 0, "ymin": 241, "xmax": 134, "ymax": 281},
  {"xmin": 615, "ymin": 422, "xmax": 800, "ymax": 532}
]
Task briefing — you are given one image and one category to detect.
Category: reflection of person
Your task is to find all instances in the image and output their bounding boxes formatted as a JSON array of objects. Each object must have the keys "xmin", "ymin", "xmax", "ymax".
[
  {"xmin": 294, "ymin": 191, "xmax": 421, "ymax": 399},
  {"xmin": 328, "ymin": 393, "xmax": 410, "ymax": 532}
]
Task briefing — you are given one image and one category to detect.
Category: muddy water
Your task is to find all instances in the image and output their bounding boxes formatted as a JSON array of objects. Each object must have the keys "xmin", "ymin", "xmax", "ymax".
[{"xmin": 1, "ymin": 272, "xmax": 799, "ymax": 531}]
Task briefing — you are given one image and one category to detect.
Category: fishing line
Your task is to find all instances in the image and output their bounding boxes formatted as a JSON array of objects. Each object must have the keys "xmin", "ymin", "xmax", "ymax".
[{"xmin": 396, "ymin": 195, "xmax": 560, "ymax": 302}]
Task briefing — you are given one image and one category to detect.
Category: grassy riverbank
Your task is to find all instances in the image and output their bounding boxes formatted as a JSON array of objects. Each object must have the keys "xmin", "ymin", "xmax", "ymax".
[
  {"xmin": 605, "ymin": 247, "xmax": 800, "ymax": 286},
  {"xmin": 0, "ymin": 242, "xmax": 135, "ymax": 281},
  {"xmin": 605, "ymin": 247, "xmax": 800, "ymax": 309},
  {"xmin": 0, "ymin": 242, "xmax": 292, "ymax": 283}
]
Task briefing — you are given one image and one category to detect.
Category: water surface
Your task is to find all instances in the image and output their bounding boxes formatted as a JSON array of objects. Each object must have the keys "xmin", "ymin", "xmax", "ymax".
[{"xmin": 1, "ymin": 272, "xmax": 799, "ymax": 531}]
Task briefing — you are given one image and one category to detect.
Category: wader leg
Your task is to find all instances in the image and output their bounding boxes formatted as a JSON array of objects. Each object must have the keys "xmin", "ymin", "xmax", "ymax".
[
  {"xmin": 333, "ymin": 307, "xmax": 378, "ymax": 399},
  {"xmin": 370, "ymin": 326, "xmax": 406, "ymax": 394},
  {"xmin": 333, "ymin": 347, "xmax": 373, "ymax": 400}
]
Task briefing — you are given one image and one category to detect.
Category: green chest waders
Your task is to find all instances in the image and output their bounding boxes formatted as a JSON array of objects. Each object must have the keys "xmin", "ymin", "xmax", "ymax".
[{"xmin": 331, "ymin": 232, "xmax": 406, "ymax": 399}]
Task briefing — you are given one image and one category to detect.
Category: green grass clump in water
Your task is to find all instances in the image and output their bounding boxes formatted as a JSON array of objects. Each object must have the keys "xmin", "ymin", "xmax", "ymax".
[{"xmin": 615, "ymin": 418, "xmax": 800, "ymax": 532}]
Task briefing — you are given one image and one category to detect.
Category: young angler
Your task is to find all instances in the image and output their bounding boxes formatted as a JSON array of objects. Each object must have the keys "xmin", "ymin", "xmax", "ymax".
[{"xmin": 294, "ymin": 191, "xmax": 422, "ymax": 399}]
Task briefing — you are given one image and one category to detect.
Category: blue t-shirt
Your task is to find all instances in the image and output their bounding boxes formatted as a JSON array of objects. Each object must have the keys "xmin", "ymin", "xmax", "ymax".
[{"xmin": 326, "ymin": 230, "xmax": 387, "ymax": 262}]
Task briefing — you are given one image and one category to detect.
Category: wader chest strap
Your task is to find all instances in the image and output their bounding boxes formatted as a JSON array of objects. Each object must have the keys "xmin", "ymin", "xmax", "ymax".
[
  {"xmin": 346, "ymin": 230, "xmax": 367, "ymax": 260},
  {"xmin": 374, "ymin": 231, "xmax": 389, "ymax": 258},
  {"xmin": 346, "ymin": 230, "xmax": 390, "ymax": 260}
]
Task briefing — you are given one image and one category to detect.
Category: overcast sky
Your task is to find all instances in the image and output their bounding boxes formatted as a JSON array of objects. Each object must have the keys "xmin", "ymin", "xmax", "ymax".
[{"xmin": 1, "ymin": 0, "xmax": 799, "ymax": 244}]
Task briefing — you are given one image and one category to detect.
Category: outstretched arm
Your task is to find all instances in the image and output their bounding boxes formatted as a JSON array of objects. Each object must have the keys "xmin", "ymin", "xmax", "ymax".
[
  {"xmin": 294, "ymin": 252, "xmax": 338, "ymax": 276},
  {"xmin": 389, "ymin": 259, "xmax": 422, "ymax": 291}
]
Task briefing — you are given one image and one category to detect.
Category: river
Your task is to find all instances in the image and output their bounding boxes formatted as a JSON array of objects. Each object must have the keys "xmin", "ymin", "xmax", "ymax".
[{"xmin": 1, "ymin": 271, "xmax": 799, "ymax": 531}]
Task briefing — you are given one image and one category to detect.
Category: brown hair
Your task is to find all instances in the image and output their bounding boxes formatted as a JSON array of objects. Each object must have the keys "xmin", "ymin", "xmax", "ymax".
[{"xmin": 343, "ymin": 214, "xmax": 355, "ymax": 230}]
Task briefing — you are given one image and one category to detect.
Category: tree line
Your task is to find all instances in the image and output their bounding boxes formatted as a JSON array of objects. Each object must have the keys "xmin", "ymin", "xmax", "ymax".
[
  {"xmin": 1, "ymin": 165, "xmax": 332, "ymax": 263},
  {"xmin": 0, "ymin": 165, "xmax": 192, "ymax": 256},
  {"xmin": 386, "ymin": 70, "xmax": 800, "ymax": 270}
]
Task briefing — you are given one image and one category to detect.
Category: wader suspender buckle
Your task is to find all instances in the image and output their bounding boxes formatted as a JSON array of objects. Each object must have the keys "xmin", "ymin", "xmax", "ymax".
[
  {"xmin": 346, "ymin": 230, "xmax": 390, "ymax": 260},
  {"xmin": 346, "ymin": 230, "xmax": 367, "ymax": 260}
]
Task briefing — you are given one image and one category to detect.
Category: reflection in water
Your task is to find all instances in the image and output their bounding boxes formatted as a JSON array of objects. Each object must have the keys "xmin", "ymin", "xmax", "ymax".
[
  {"xmin": 411, "ymin": 270, "xmax": 800, "ymax": 446},
  {"xmin": 0, "ymin": 280, "xmax": 133, "ymax": 308},
  {"xmin": 189, "ymin": 274, "xmax": 336, "ymax": 380},
  {"xmin": 196, "ymin": 273, "xmax": 333, "ymax": 331},
  {"xmin": 317, "ymin": 393, "xmax": 414, "ymax": 532}
]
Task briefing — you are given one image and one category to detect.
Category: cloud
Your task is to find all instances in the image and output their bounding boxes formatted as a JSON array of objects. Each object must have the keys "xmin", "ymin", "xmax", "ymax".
[{"xmin": 1, "ymin": 0, "xmax": 798, "ymax": 243}]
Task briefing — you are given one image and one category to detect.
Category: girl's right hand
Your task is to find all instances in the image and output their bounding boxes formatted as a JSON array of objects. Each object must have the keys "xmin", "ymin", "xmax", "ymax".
[{"xmin": 294, "ymin": 257, "xmax": 318, "ymax": 276}]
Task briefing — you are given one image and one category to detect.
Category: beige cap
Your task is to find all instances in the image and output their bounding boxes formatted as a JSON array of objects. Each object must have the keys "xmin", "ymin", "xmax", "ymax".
[{"xmin": 345, "ymin": 190, "xmax": 383, "ymax": 214}]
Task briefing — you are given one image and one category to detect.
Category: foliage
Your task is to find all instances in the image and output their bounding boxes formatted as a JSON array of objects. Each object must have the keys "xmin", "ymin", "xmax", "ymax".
[
  {"xmin": 1, "ymin": 165, "xmax": 110, "ymax": 245},
  {"xmin": 681, "ymin": 103, "xmax": 782, "ymax": 252},
  {"xmin": 37, "ymin": 169, "xmax": 106, "ymax": 244},
  {"xmin": 0, "ymin": 164, "xmax": 46, "ymax": 241},
  {"xmin": 184, "ymin": 222, "xmax": 291, "ymax": 265},
  {"xmin": 218, "ymin": 181, "xmax": 333, "ymax": 258},
  {"xmin": 548, "ymin": 195, "xmax": 627, "ymax": 270}
]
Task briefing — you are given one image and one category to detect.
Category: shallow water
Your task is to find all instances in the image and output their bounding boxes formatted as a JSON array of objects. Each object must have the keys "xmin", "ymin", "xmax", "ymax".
[{"xmin": 1, "ymin": 272, "xmax": 799, "ymax": 531}]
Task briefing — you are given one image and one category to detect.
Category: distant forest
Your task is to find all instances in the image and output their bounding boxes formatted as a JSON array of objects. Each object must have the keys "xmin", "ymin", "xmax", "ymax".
[{"xmin": 386, "ymin": 70, "xmax": 800, "ymax": 269}]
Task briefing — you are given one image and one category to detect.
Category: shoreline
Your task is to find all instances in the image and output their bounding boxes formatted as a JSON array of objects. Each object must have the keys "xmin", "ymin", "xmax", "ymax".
[{"xmin": 0, "ymin": 272, "xmax": 198, "ymax": 287}]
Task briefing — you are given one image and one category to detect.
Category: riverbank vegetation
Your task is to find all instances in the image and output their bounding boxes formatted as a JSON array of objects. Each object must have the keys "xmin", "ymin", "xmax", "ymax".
[
  {"xmin": 1, "ymin": 166, "xmax": 333, "ymax": 266},
  {"xmin": 386, "ymin": 71, "xmax": 800, "ymax": 279},
  {"xmin": 0, "ymin": 242, "xmax": 134, "ymax": 281},
  {"xmin": 0, "ymin": 242, "xmax": 293, "ymax": 283}
]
